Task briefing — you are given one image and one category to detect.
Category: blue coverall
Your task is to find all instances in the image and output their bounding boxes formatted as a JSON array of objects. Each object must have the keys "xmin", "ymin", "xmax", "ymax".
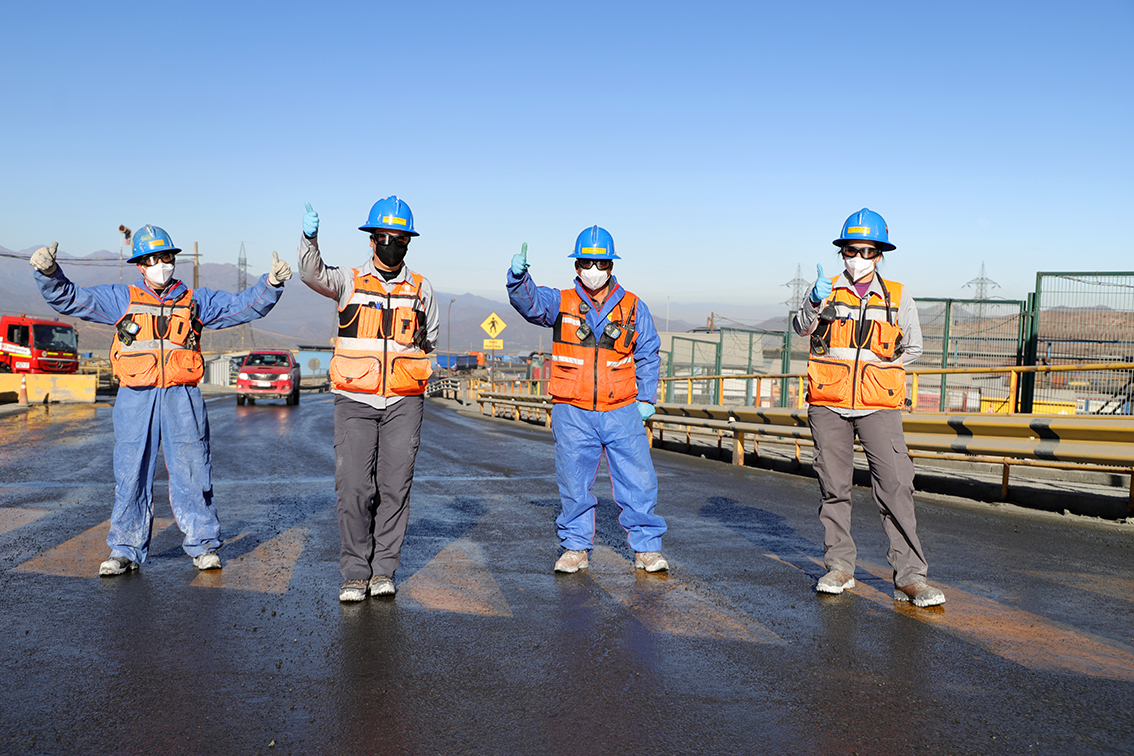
[
  {"xmin": 35, "ymin": 268, "xmax": 282, "ymax": 563},
  {"xmin": 507, "ymin": 270, "xmax": 666, "ymax": 553}
]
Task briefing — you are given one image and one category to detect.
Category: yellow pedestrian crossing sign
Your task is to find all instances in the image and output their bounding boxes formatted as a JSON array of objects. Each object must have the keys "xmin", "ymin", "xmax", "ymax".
[{"xmin": 481, "ymin": 313, "xmax": 507, "ymax": 337}]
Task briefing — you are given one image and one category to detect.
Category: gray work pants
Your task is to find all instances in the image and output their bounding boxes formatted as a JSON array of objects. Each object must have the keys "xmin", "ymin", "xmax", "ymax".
[
  {"xmin": 333, "ymin": 394, "xmax": 423, "ymax": 581},
  {"xmin": 808, "ymin": 405, "xmax": 928, "ymax": 586}
]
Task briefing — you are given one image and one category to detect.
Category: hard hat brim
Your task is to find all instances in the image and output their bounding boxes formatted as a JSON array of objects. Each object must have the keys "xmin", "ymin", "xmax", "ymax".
[
  {"xmin": 833, "ymin": 238, "xmax": 896, "ymax": 252},
  {"xmin": 568, "ymin": 251, "xmax": 620, "ymax": 260},
  {"xmin": 360, "ymin": 225, "xmax": 419, "ymax": 237}
]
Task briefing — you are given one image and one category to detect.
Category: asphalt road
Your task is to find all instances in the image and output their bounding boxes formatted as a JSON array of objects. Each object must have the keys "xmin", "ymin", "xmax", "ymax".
[{"xmin": 1, "ymin": 393, "xmax": 1133, "ymax": 756}]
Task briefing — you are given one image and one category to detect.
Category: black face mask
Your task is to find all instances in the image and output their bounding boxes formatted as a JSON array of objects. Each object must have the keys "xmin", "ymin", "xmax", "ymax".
[{"xmin": 374, "ymin": 241, "xmax": 407, "ymax": 269}]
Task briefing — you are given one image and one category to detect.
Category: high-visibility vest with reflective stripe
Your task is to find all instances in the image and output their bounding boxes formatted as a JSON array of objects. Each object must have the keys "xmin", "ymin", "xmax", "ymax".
[
  {"xmin": 807, "ymin": 277, "xmax": 907, "ymax": 410},
  {"xmin": 550, "ymin": 288, "xmax": 639, "ymax": 411},
  {"xmin": 329, "ymin": 269, "xmax": 433, "ymax": 396},
  {"xmin": 111, "ymin": 285, "xmax": 204, "ymax": 388}
]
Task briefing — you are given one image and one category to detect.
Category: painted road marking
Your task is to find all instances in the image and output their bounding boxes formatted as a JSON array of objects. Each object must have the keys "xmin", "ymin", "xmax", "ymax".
[
  {"xmin": 1014, "ymin": 569, "xmax": 1134, "ymax": 604},
  {"xmin": 590, "ymin": 546, "xmax": 784, "ymax": 644},
  {"xmin": 783, "ymin": 554, "xmax": 1134, "ymax": 681},
  {"xmin": 13, "ymin": 518, "xmax": 176, "ymax": 578},
  {"xmin": 0, "ymin": 508, "xmax": 51, "ymax": 537},
  {"xmin": 192, "ymin": 527, "xmax": 308, "ymax": 594},
  {"xmin": 402, "ymin": 538, "xmax": 514, "ymax": 616}
]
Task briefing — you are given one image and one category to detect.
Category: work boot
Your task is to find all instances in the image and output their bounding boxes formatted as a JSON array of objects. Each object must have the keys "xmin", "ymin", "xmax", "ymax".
[
  {"xmin": 369, "ymin": 576, "xmax": 396, "ymax": 597},
  {"xmin": 816, "ymin": 569, "xmax": 855, "ymax": 594},
  {"xmin": 193, "ymin": 552, "xmax": 222, "ymax": 571},
  {"xmin": 98, "ymin": 556, "xmax": 138, "ymax": 577},
  {"xmin": 339, "ymin": 579, "xmax": 368, "ymax": 602},
  {"xmin": 554, "ymin": 549, "xmax": 589, "ymax": 573},
  {"xmin": 634, "ymin": 551, "xmax": 669, "ymax": 573},
  {"xmin": 895, "ymin": 581, "xmax": 946, "ymax": 607}
]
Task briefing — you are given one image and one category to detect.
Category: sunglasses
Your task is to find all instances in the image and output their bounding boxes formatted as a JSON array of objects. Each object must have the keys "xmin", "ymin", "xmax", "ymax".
[
  {"xmin": 371, "ymin": 232, "xmax": 410, "ymax": 247},
  {"xmin": 140, "ymin": 252, "xmax": 176, "ymax": 266},
  {"xmin": 841, "ymin": 245, "xmax": 882, "ymax": 260},
  {"xmin": 575, "ymin": 259, "xmax": 612, "ymax": 270}
]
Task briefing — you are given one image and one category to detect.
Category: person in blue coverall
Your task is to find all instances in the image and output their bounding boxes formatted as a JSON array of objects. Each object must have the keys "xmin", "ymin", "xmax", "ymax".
[
  {"xmin": 507, "ymin": 226, "xmax": 668, "ymax": 573},
  {"xmin": 29, "ymin": 226, "xmax": 290, "ymax": 576}
]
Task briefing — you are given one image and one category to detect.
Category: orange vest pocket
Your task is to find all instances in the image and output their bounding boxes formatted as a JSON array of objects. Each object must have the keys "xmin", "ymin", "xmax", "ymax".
[
  {"xmin": 806, "ymin": 359, "xmax": 852, "ymax": 405},
  {"xmin": 869, "ymin": 321, "xmax": 903, "ymax": 359},
  {"xmin": 857, "ymin": 362, "xmax": 906, "ymax": 409},
  {"xmin": 549, "ymin": 360, "xmax": 585, "ymax": 402},
  {"xmin": 331, "ymin": 354, "xmax": 384, "ymax": 393},
  {"xmin": 115, "ymin": 352, "xmax": 160, "ymax": 387},
  {"xmin": 387, "ymin": 354, "xmax": 433, "ymax": 395},
  {"xmin": 165, "ymin": 349, "xmax": 204, "ymax": 385},
  {"xmin": 601, "ymin": 356, "xmax": 637, "ymax": 406}
]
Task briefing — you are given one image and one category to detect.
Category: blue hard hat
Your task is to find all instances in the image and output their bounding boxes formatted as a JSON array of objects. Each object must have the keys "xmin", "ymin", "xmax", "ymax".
[
  {"xmin": 128, "ymin": 225, "xmax": 182, "ymax": 263},
  {"xmin": 834, "ymin": 208, "xmax": 895, "ymax": 252},
  {"xmin": 569, "ymin": 225, "xmax": 620, "ymax": 259},
  {"xmin": 359, "ymin": 196, "xmax": 419, "ymax": 237}
]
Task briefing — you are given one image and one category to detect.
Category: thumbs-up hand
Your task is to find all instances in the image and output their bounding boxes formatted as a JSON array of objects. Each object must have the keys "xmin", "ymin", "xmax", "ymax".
[
  {"xmin": 30, "ymin": 242, "xmax": 59, "ymax": 275},
  {"xmin": 511, "ymin": 241, "xmax": 530, "ymax": 277},
  {"xmin": 809, "ymin": 263, "xmax": 832, "ymax": 305},
  {"xmin": 268, "ymin": 250, "xmax": 292, "ymax": 286},
  {"xmin": 302, "ymin": 202, "xmax": 319, "ymax": 238}
]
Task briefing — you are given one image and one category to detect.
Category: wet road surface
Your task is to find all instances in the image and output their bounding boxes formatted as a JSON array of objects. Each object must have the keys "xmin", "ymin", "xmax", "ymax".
[{"xmin": 1, "ymin": 395, "xmax": 1133, "ymax": 755}]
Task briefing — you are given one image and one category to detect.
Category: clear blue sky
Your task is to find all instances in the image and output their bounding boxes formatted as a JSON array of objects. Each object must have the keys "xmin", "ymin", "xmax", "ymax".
[{"xmin": 3, "ymin": 0, "xmax": 1131, "ymax": 313}]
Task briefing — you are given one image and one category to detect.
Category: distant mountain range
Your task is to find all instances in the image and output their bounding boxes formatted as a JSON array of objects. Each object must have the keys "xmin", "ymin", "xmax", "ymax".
[{"xmin": 0, "ymin": 244, "xmax": 712, "ymax": 355}]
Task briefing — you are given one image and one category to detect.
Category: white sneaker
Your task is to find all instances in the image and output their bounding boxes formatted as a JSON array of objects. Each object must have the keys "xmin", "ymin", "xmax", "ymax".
[
  {"xmin": 193, "ymin": 552, "xmax": 222, "ymax": 571},
  {"xmin": 816, "ymin": 569, "xmax": 855, "ymax": 594},
  {"xmin": 98, "ymin": 556, "xmax": 138, "ymax": 577},
  {"xmin": 554, "ymin": 550, "xmax": 589, "ymax": 573},
  {"xmin": 369, "ymin": 576, "xmax": 396, "ymax": 597},
  {"xmin": 340, "ymin": 579, "xmax": 368, "ymax": 602},
  {"xmin": 634, "ymin": 551, "xmax": 669, "ymax": 573},
  {"xmin": 895, "ymin": 581, "xmax": 946, "ymax": 607}
]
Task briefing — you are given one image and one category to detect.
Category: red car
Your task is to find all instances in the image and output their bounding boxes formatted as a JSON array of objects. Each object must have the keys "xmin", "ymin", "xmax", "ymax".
[{"xmin": 236, "ymin": 350, "xmax": 301, "ymax": 405}]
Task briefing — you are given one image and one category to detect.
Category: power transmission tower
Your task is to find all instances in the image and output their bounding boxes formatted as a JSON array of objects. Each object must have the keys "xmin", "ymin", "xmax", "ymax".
[
  {"xmin": 963, "ymin": 262, "xmax": 999, "ymax": 301},
  {"xmin": 237, "ymin": 242, "xmax": 248, "ymax": 292},
  {"xmin": 782, "ymin": 264, "xmax": 811, "ymax": 308}
]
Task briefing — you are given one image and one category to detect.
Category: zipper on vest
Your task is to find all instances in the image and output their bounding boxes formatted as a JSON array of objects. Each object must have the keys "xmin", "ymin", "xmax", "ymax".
[
  {"xmin": 159, "ymin": 299, "xmax": 167, "ymax": 388},
  {"xmin": 849, "ymin": 294, "xmax": 870, "ymax": 410}
]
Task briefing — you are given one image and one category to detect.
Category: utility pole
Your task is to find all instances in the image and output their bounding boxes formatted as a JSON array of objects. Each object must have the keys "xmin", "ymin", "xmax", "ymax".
[
  {"xmin": 118, "ymin": 225, "xmax": 132, "ymax": 285},
  {"xmin": 237, "ymin": 242, "xmax": 249, "ymax": 350},
  {"xmin": 191, "ymin": 242, "xmax": 201, "ymax": 289}
]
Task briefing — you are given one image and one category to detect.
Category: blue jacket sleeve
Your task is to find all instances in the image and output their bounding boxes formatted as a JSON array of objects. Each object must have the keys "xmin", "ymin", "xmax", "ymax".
[
  {"xmin": 196, "ymin": 274, "xmax": 283, "ymax": 329},
  {"xmin": 632, "ymin": 299, "xmax": 661, "ymax": 403},
  {"xmin": 34, "ymin": 266, "xmax": 130, "ymax": 325},
  {"xmin": 506, "ymin": 268, "xmax": 562, "ymax": 328}
]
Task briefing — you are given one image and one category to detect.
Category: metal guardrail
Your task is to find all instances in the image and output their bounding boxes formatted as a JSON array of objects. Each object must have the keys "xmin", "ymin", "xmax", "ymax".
[{"xmin": 475, "ymin": 389, "xmax": 1134, "ymax": 514}]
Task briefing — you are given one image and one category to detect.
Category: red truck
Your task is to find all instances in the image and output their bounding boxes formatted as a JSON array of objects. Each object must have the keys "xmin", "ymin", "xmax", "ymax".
[
  {"xmin": 236, "ymin": 350, "xmax": 302, "ymax": 406},
  {"xmin": 0, "ymin": 314, "xmax": 79, "ymax": 374}
]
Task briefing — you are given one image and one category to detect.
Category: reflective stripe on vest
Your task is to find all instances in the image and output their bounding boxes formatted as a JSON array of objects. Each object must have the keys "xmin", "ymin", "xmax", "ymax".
[
  {"xmin": 549, "ymin": 288, "xmax": 639, "ymax": 411},
  {"xmin": 329, "ymin": 269, "xmax": 433, "ymax": 396},
  {"xmin": 111, "ymin": 286, "xmax": 204, "ymax": 388},
  {"xmin": 807, "ymin": 277, "xmax": 906, "ymax": 411}
]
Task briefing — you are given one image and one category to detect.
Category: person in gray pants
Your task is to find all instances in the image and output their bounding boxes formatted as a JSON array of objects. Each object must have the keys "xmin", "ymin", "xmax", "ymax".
[
  {"xmin": 793, "ymin": 208, "xmax": 945, "ymax": 608},
  {"xmin": 297, "ymin": 197, "xmax": 439, "ymax": 602}
]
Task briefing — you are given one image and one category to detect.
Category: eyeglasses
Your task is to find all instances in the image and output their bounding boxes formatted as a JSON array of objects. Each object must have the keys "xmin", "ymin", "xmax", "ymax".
[
  {"xmin": 575, "ymin": 259, "xmax": 612, "ymax": 270},
  {"xmin": 140, "ymin": 252, "xmax": 176, "ymax": 266},
  {"xmin": 841, "ymin": 245, "xmax": 882, "ymax": 260},
  {"xmin": 371, "ymin": 232, "xmax": 410, "ymax": 247}
]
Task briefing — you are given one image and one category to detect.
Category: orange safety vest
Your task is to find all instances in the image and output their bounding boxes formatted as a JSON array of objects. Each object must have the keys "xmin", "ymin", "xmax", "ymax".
[
  {"xmin": 329, "ymin": 269, "xmax": 433, "ymax": 396},
  {"xmin": 806, "ymin": 277, "xmax": 907, "ymax": 411},
  {"xmin": 550, "ymin": 288, "xmax": 639, "ymax": 411},
  {"xmin": 111, "ymin": 286, "xmax": 204, "ymax": 388}
]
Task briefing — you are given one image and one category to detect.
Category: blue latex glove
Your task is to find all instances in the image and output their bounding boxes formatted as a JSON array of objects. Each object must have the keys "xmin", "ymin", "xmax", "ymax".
[
  {"xmin": 511, "ymin": 242, "xmax": 529, "ymax": 277},
  {"xmin": 638, "ymin": 401, "xmax": 656, "ymax": 422},
  {"xmin": 303, "ymin": 202, "xmax": 319, "ymax": 238},
  {"xmin": 809, "ymin": 264, "xmax": 832, "ymax": 305}
]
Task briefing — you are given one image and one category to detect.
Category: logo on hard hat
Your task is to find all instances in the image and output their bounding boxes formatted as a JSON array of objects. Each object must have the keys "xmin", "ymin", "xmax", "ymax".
[
  {"xmin": 381, "ymin": 216, "xmax": 408, "ymax": 226},
  {"xmin": 581, "ymin": 247, "xmax": 607, "ymax": 255},
  {"xmin": 847, "ymin": 226, "xmax": 870, "ymax": 234},
  {"xmin": 148, "ymin": 239, "xmax": 167, "ymax": 248}
]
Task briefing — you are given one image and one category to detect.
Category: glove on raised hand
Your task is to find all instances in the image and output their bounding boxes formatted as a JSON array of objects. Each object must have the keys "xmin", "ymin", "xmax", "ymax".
[
  {"xmin": 511, "ymin": 242, "xmax": 530, "ymax": 277},
  {"xmin": 638, "ymin": 401, "xmax": 656, "ymax": 422},
  {"xmin": 30, "ymin": 242, "xmax": 59, "ymax": 275},
  {"xmin": 303, "ymin": 202, "xmax": 319, "ymax": 238},
  {"xmin": 809, "ymin": 264, "xmax": 832, "ymax": 305},
  {"xmin": 268, "ymin": 250, "xmax": 292, "ymax": 286}
]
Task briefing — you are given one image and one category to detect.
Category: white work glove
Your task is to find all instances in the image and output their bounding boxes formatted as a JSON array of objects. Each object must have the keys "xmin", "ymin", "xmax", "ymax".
[
  {"xmin": 30, "ymin": 242, "xmax": 59, "ymax": 275},
  {"xmin": 267, "ymin": 250, "xmax": 292, "ymax": 286}
]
